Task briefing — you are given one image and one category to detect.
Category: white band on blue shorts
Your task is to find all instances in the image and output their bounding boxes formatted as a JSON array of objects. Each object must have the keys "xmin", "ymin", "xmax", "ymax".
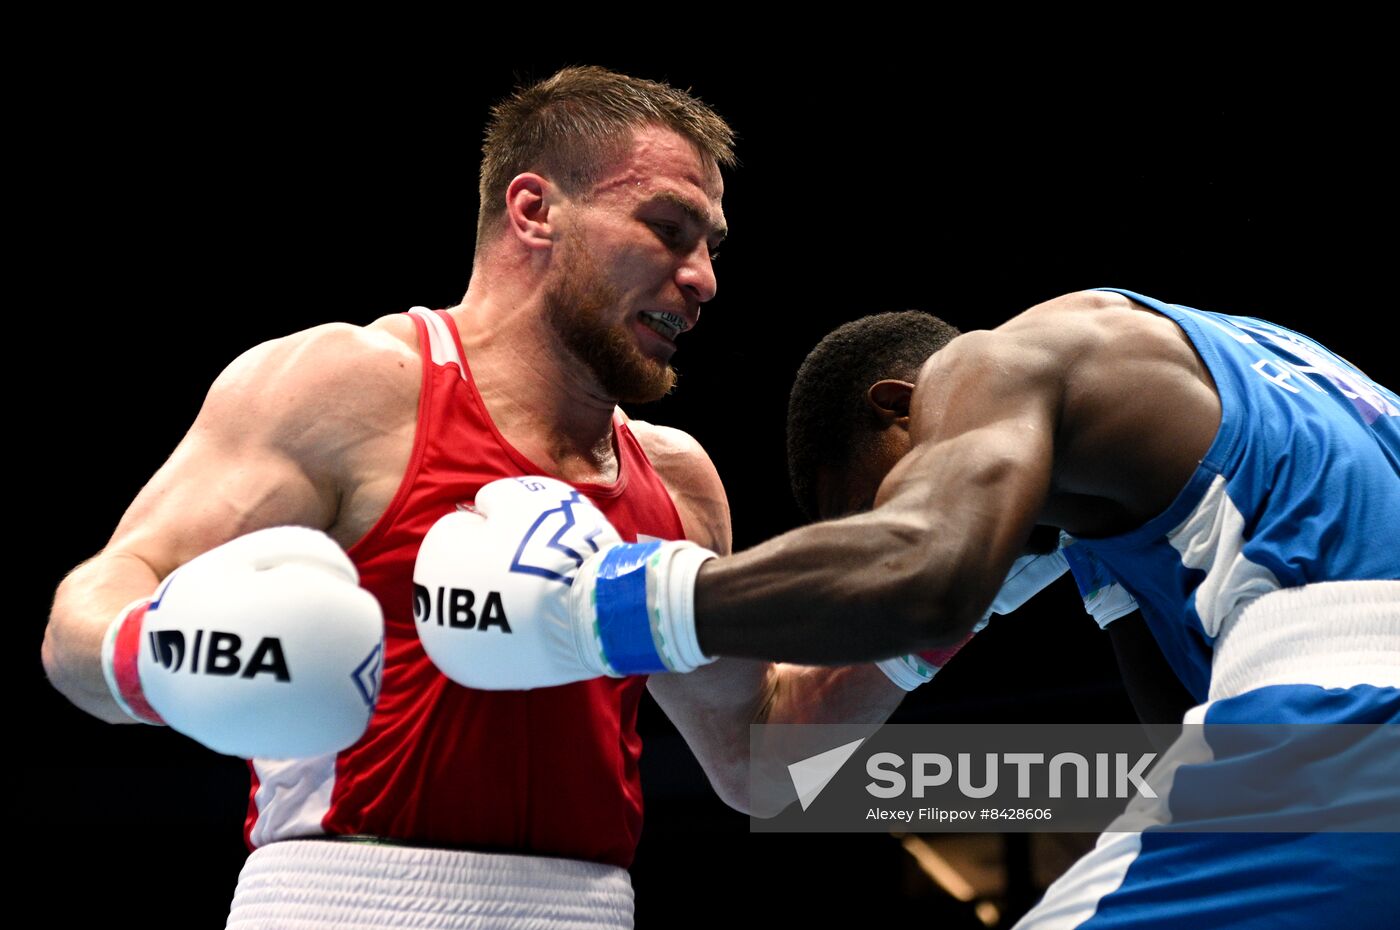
[{"xmin": 1210, "ymin": 580, "xmax": 1400, "ymax": 700}]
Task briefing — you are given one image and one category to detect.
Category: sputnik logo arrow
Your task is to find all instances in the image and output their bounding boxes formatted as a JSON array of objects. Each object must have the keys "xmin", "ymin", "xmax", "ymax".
[{"xmin": 788, "ymin": 738, "xmax": 867, "ymax": 811}]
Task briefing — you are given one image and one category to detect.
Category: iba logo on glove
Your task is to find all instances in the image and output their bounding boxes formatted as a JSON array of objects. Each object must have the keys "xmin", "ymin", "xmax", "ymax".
[
  {"xmin": 149, "ymin": 629, "xmax": 292, "ymax": 681},
  {"xmin": 413, "ymin": 585, "xmax": 512, "ymax": 632}
]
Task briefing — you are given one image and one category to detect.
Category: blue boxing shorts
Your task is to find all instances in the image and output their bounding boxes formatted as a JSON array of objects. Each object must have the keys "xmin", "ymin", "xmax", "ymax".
[{"xmin": 1014, "ymin": 581, "xmax": 1400, "ymax": 930}]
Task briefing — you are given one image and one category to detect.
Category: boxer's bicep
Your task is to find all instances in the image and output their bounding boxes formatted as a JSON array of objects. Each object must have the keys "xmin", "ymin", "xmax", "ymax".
[
  {"xmin": 694, "ymin": 432, "xmax": 1053, "ymax": 662},
  {"xmin": 877, "ymin": 418, "xmax": 1055, "ymax": 635},
  {"xmin": 45, "ymin": 327, "xmax": 370, "ymax": 718}
]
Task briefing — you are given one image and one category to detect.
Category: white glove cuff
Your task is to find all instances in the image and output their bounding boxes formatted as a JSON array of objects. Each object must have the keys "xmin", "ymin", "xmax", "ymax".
[
  {"xmin": 569, "ymin": 551, "xmax": 622, "ymax": 678},
  {"xmin": 655, "ymin": 542, "xmax": 718, "ymax": 673},
  {"xmin": 1084, "ymin": 585, "xmax": 1139, "ymax": 628},
  {"xmin": 877, "ymin": 654, "xmax": 938, "ymax": 691},
  {"xmin": 1059, "ymin": 531, "xmax": 1140, "ymax": 628}
]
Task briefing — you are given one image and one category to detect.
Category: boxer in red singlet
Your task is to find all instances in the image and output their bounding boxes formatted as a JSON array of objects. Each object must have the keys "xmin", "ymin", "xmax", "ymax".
[{"xmin": 42, "ymin": 67, "xmax": 907, "ymax": 928}]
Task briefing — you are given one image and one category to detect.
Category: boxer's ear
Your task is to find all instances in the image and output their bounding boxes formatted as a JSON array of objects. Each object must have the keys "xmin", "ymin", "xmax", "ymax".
[
  {"xmin": 504, "ymin": 173, "xmax": 555, "ymax": 251},
  {"xmin": 866, "ymin": 380, "xmax": 914, "ymax": 428}
]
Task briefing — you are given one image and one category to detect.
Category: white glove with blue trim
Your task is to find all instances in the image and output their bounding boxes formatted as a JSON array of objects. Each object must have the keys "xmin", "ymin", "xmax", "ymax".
[{"xmin": 412, "ymin": 476, "xmax": 717, "ymax": 690}]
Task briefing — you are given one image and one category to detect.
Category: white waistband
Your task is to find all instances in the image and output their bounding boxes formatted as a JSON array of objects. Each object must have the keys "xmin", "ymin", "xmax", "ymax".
[
  {"xmin": 1209, "ymin": 580, "xmax": 1400, "ymax": 701},
  {"xmin": 226, "ymin": 840, "xmax": 634, "ymax": 930}
]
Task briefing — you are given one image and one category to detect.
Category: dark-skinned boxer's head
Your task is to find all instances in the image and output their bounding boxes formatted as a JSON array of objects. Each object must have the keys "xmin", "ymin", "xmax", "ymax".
[{"xmin": 787, "ymin": 312, "xmax": 962, "ymax": 522}]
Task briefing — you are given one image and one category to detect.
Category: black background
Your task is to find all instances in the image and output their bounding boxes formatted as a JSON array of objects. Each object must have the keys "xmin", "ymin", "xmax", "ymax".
[{"xmin": 22, "ymin": 43, "xmax": 1392, "ymax": 927}]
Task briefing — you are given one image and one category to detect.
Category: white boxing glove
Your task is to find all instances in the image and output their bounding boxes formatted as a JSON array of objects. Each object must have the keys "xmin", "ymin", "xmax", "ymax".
[
  {"xmin": 876, "ymin": 549, "xmax": 1072, "ymax": 690},
  {"xmin": 413, "ymin": 476, "xmax": 717, "ymax": 690},
  {"xmin": 1058, "ymin": 531, "xmax": 1139, "ymax": 628},
  {"xmin": 876, "ymin": 535, "xmax": 1142, "ymax": 691},
  {"xmin": 101, "ymin": 526, "xmax": 385, "ymax": 758}
]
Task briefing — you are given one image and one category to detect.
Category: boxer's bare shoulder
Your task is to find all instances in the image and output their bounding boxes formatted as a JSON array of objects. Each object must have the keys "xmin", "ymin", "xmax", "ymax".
[
  {"xmin": 986, "ymin": 290, "xmax": 1223, "ymax": 535},
  {"xmin": 625, "ymin": 419, "xmax": 731, "ymax": 556},
  {"xmin": 109, "ymin": 317, "xmax": 423, "ymax": 573}
]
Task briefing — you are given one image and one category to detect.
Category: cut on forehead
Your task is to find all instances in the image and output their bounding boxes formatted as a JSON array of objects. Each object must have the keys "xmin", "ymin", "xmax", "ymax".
[
  {"xmin": 584, "ymin": 126, "xmax": 728, "ymax": 247},
  {"xmin": 590, "ymin": 125, "xmax": 726, "ymax": 203}
]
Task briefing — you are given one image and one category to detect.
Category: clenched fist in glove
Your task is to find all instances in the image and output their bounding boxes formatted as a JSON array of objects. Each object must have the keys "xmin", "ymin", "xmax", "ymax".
[
  {"xmin": 413, "ymin": 476, "xmax": 717, "ymax": 690},
  {"xmin": 102, "ymin": 526, "xmax": 385, "ymax": 758}
]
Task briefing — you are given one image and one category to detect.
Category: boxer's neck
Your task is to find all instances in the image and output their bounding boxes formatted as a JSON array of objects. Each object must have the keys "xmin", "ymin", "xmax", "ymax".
[{"xmin": 448, "ymin": 292, "xmax": 621, "ymax": 486}]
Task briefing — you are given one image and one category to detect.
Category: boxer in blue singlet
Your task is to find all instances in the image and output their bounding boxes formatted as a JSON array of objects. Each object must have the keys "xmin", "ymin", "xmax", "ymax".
[{"xmin": 705, "ymin": 288, "xmax": 1400, "ymax": 928}]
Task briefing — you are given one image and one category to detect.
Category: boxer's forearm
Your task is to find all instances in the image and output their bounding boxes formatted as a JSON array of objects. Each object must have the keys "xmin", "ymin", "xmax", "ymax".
[
  {"xmin": 768, "ymin": 663, "xmax": 906, "ymax": 725},
  {"xmin": 750, "ymin": 663, "xmax": 907, "ymax": 817},
  {"xmin": 647, "ymin": 658, "xmax": 774, "ymax": 812},
  {"xmin": 650, "ymin": 659, "xmax": 905, "ymax": 816},
  {"xmin": 43, "ymin": 550, "xmax": 161, "ymax": 723},
  {"xmin": 692, "ymin": 512, "xmax": 987, "ymax": 664},
  {"xmin": 1107, "ymin": 612, "xmax": 1197, "ymax": 747}
]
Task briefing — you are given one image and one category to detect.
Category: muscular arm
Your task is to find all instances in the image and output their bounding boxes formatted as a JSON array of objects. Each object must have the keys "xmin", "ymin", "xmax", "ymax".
[
  {"xmin": 1108, "ymin": 611, "xmax": 1198, "ymax": 744},
  {"xmin": 632, "ymin": 422, "xmax": 907, "ymax": 814},
  {"xmin": 41, "ymin": 321, "xmax": 417, "ymax": 722},
  {"xmin": 694, "ymin": 330, "xmax": 1061, "ymax": 664}
]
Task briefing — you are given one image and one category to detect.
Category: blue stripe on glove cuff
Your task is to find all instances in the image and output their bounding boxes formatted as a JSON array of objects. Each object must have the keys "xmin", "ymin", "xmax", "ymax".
[{"xmin": 595, "ymin": 542, "xmax": 665, "ymax": 675}]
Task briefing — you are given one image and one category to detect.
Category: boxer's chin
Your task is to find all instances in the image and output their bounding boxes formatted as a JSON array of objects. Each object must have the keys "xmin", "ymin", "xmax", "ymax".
[
  {"xmin": 545, "ymin": 256, "xmax": 677, "ymax": 404},
  {"xmin": 576, "ymin": 324, "xmax": 677, "ymax": 404}
]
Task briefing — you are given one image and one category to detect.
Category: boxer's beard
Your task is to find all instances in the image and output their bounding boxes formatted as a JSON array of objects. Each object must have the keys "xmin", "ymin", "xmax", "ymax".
[{"xmin": 544, "ymin": 238, "xmax": 677, "ymax": 404}]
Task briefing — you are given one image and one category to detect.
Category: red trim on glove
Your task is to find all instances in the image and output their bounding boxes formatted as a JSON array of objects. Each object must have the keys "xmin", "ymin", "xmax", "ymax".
[
  {"xmin": 111, "ymin": 600, "xmax": 166, "ymax": 725},
  {"xmin": 917, "ymin": 631, "xmax": 975, "ymax": 669}
]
